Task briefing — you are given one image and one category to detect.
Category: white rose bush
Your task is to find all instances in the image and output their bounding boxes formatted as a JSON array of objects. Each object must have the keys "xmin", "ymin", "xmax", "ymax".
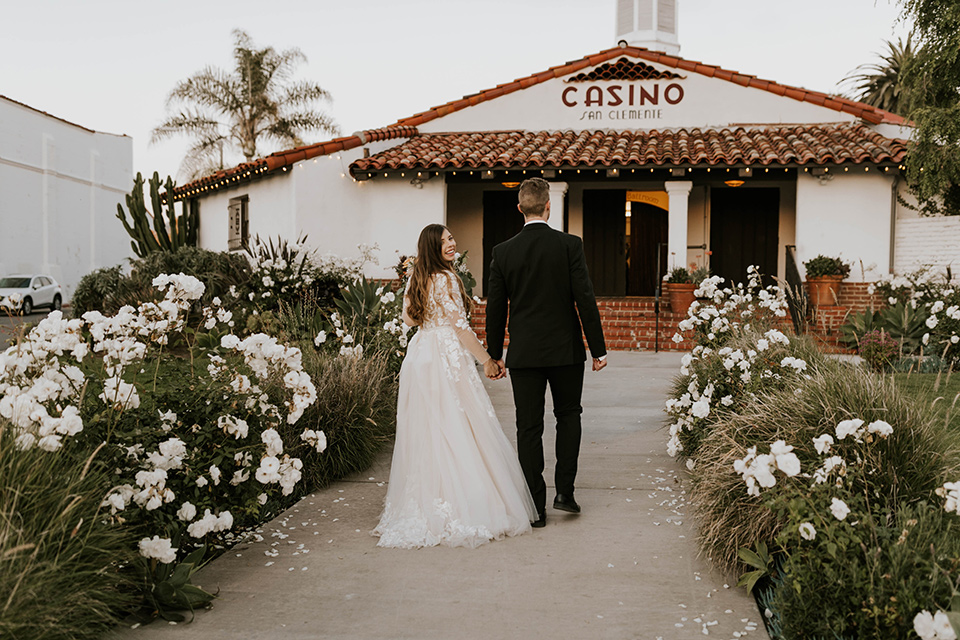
[
  {"xmin": 0, "ymin": 273, "xmax": 325, "ymax": 622},
  {"xmin": 666, "ymin": 267, "xmax": 960, "ymax": 638}
]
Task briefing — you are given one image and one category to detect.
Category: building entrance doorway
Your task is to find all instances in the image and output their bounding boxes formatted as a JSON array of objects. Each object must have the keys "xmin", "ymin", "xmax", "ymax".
[
  {"xmin": 709, "ymin": 187, "xmax": 780, "ymax": 286},
  {"xmin": 583, "ymin": 189, "xmax": 668, "ymax": 296},
  {"xmin": 482, "ymin": 190, "xmax": 524, "ymax": 293}
]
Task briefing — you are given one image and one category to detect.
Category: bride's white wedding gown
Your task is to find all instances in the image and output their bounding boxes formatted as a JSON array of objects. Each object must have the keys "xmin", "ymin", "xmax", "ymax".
[{"xmin": 373, "ymin": 271, "xmax": 537, "ymax": 549}]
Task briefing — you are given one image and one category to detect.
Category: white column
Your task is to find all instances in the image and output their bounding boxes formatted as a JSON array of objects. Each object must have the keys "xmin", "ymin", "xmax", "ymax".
[
  {"xmin": 547, "ymin": 181, "xmax": 568, "ymax": 232},
  {"xmin": 665, "ymin": 180, "xmax": 693, "ymax": 270}
]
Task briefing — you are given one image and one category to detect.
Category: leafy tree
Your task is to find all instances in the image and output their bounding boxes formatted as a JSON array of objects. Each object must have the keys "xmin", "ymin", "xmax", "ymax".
[
  {"xmin": 897, "ymin": 0, "xmax": 960, "ymax": 215},
  {"xmin": 841, "ymin": 35, "xmax": 917, "ymax": 116},
  {"xmin": 152, "ymin": 29, "xmax": 339, "ymax": 179}
]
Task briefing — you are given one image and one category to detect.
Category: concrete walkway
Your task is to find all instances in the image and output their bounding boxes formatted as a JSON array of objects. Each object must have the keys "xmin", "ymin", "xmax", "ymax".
[{"xmin": 111, "ymin": 352, "xmax": 763, "ymax": 640}]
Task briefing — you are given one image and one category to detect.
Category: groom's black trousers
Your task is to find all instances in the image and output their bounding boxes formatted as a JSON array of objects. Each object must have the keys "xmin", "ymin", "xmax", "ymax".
[{"xmin": 509, "ymin": 363, "xmax": 585, "ymax": 514}]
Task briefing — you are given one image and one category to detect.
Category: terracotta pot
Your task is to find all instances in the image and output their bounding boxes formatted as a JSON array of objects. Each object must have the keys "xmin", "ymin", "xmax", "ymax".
[
  {"xmin": 665, "ymin": 282, "xmax": 697, "ymax": 315},
  {"xmin": 806, "ymin": 275, "xmax": 845, "ymax": 306}
]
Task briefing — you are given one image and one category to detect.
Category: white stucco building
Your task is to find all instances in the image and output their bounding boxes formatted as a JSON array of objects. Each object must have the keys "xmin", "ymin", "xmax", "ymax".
[
  {"xmin": 174, "ymin": 0, "xmax": 926, "ymax": 303},
  {"xmin": 0, "ymin": 95, "xmax": 133, "ymax": 300}
]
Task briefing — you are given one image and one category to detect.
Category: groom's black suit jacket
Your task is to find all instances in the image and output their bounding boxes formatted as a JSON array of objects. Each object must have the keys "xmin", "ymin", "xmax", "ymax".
[{"xmin": 485, "ymin": 222, "xmax": 606, "ymax": 368}]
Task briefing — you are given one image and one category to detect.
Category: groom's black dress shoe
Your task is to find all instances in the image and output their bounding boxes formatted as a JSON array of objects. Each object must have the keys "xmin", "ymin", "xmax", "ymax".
[
  {"xmin": 531, "ymin": 512, "xmax": 546, "ymax": 528},
  {"xmin": 553, "ymin": 494, "xmax": 581, "ymax": 513}
]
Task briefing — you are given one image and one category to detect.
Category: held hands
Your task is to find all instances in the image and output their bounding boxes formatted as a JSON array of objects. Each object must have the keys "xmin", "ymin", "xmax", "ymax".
[
  {"xmin": 483, "ymin": 358, "xmax": 507, "ymax": 380},
  {"xmin": 592, "ymin": 357, "xmax": 607, "ymax": 372}
]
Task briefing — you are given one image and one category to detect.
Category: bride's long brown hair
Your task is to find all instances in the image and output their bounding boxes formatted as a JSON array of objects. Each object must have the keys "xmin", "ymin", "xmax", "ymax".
[{"xmin": 406, "ymin": 224, "xmax": 471, "ymax": 324}]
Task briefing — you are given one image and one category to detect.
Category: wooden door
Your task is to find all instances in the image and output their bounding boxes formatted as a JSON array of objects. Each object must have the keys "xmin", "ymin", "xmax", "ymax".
[
  {"xmin": 709, "ymin": 188, "xmax": 780, "ymax": 286},
  {"xmin": 628, "ymin": 201, "xmax": 668, "ymax": 296},
  {"xmin": 482, "ymin": 190, "xmax": 524, "ymax": 294},
  {"xmin": 582, "ymin": 189, "xmax": 626, "ymax": 296}
]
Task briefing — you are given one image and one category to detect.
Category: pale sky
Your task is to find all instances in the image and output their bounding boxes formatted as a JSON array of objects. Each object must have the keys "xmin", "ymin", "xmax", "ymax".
[{"xmin": 1, "ymin": 0, "xmax": 910, "ymax": 184}]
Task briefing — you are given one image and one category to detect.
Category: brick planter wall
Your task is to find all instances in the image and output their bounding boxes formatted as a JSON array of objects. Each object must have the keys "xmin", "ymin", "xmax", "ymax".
[{"xmin": 806, "ymin": 282, "xmax": 883, "ymax": 353}]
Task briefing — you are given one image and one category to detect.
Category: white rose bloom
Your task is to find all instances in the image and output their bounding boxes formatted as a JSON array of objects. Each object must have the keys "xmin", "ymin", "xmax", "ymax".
[
  {"xmin": 866, "ymin": 420, "xmax": 893, "ymax": 438},
  {"xmin": 931, "ymin": 301, "xmax": 945, "ymax": 314},
  {"xmin": 813, "ymin": 434, "xmax": 834, "ymax": 455},
  {"xmin": 177, "ymin": 502, "xmax": 197, "ymax": 522},
  {"xmin": 927, "ymin": 315, "xmax": 939, "ymax": 329},
  {"xmin": 314, "ymin": 331, "xmax": 327, "ymax": 346},
  {"xmin": 220, "ymin": 334, "xmax": 241, "ymax": 350},
  {"xmin": 196, "ymin": 475, "xmax": 208, "ymax": 488},
  {"xmin": 261, "ymin": 428, "xmax": 284, "ymax": 457},
  {"xmin": 37, "ymin": 434, "xmax": 62, "ymax": 452},
  {"xmin": 933, "ymin": 611, "xmax": 957, "ymax": 640},
  {"xmin": 209, "ymin": 464, "xmax": 222, "ymax": 486},
  {"xmin": 830, "ymin": 497, "xmax": 851, "ymax": 521},
  {"xmin": 798, "ymin": 522, "xmax": 816, "ymax": 541},
  {"xmin": 914, "ymin": 611, "xmax": 937, "ymax": 640},
  {"xmin": 257, "ymin": 493, "xmax": 268, "ymax": 505},
  {"xmin": 835, "ymin": 418, "xmax": 865, "ymax": 441},
  {"xmin": 14, "ymin": 432, "xmax": 37, "ymax": 450},
  {"xmin": 691, "ymin": 397, "xmax": 710, "ymax": 419},
  {"xmin": 138, "ymin": 536, "xmax": 177, "ymax": 564}
]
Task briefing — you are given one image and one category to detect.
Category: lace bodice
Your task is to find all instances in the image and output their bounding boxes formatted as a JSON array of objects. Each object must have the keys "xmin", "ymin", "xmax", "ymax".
[{"xmin": 403, "ymin": 271, "xmax": 490, "ymax": 365}]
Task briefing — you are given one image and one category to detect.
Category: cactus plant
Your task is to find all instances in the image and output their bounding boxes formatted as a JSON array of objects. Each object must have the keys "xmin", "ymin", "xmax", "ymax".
[{"xmin": 116, "ymin": 172, "xmax": 198, "ymax": 257}]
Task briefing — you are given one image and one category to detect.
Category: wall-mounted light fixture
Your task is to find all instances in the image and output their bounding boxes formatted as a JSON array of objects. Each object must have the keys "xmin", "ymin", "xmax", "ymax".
[
  {"xmin": 723, "ymin": 179, "xmax": 745, "ymax": 187},
  {"xmin": 501, "ymin": 182, "xmax": 521, "ymax": 188},
  {"xmin": 738, "ymin": 168, "xmax": 752, "ymax": 177},
  {"xmin": 606, "ymin": 168, "xmax": 620, "ymax": 178}
]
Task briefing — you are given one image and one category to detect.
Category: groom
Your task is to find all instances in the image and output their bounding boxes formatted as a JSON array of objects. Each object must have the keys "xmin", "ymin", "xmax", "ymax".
[{"xmin": 485, "ymin": 177, "xmax": 607, "ymax": 528}]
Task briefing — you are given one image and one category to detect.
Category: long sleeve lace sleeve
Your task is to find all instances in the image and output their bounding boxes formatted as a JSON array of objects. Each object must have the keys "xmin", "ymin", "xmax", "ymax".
[
  {"xmin": 402, "ymin": 277, "xmax": 417, "ymax": 327},
  {"xmin": 433, "ymin": 273, "xmax": 491, "ymax": 364}
]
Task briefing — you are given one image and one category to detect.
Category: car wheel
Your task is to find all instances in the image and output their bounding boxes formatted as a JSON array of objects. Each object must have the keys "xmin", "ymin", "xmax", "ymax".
[
  {"xmin": 22, "ymin": 298, "xmax": 33, "ymax": 316},
  {"xmin": 53, "ymin": 294, "xmax": 62, "ymax": 311}
]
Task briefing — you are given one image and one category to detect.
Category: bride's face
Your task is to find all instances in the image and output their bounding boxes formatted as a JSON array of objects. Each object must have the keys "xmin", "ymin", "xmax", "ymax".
[{"xmin": 440, "ymin": 229, "xmax": 457, "ymax": 265}]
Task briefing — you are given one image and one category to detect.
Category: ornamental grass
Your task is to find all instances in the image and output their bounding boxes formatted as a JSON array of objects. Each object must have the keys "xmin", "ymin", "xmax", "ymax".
[
  {"xmin": 278, "ymin": 343, "xmax": 397, "ymax": 490},
  {"xmin": 0, "ymin": 429, "xmax": 139, "ymax": 640},
  {"xmin": 691, "ymin": 357, "xmax": 960, "ymax": 575}
]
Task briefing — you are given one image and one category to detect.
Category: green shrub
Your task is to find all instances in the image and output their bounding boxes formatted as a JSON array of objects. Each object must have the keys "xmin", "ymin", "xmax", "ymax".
[
  {"xmin": 0, "ymin": 429, "xmax": 139, "ymax": 640},
  {"xmin": 666, "ymin": 266, "xmax": 692, "ymax": 284},
  {"xmin": 71, "ymin": 265, "xmax": 127, "ymax": 317},
  {"xmin": 131, "ymin": 247, "xmax": 251, "ymax": 306},
  {"xmin": 859, "ymin": 329, "xmax": 900, "ymax": 371},
  {"xmin": 803, "ymin": 254, "xmax": 851, "ymax": 279},
  {"xmin": 773, "ymin": 500, "xmax": 960, "ymax": 638}
]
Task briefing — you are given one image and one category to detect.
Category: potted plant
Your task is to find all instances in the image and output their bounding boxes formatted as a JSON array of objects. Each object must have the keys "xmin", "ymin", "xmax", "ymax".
[
  {"xmin": 663, "ymin": 267, "xmax": 696, "ymax": 315},
  {"xmin": 803, "ymin": 254, "xmax": 851, "ymax": 306}
]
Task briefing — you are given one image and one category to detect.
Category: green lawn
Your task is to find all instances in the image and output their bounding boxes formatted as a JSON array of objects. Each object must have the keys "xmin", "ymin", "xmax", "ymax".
[{"xmin": 892, "ymin": 372, "xmax": 960, "ymax": 431}]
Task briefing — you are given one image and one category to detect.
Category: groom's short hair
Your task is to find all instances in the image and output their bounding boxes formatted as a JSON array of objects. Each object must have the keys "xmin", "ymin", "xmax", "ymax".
[{"xmin": 518, "ymin": 178, "xmax": 550, "ymax": 217}]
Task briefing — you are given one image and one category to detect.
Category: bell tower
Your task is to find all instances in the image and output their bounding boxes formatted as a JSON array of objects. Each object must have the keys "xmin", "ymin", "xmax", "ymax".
[{"xmin": 615, "ymin": 0, "xmax": 680, "ymax": 55}]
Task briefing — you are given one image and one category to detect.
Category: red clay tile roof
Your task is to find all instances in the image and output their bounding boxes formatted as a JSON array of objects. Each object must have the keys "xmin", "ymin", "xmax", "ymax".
[
  {"xmin": 393, "ymin": 46, "xmax": 904, "ymax": 129},
  {"xmin": 349, "ymin": 123, "xmax": 906, "ymax": 174},
  {"xmin": 567, "ymin": 57, "xmax": 681, "ymax": 82},
  {"xmin": 171, "ymin": 126, "xmax": 417, "ymax": 200}
]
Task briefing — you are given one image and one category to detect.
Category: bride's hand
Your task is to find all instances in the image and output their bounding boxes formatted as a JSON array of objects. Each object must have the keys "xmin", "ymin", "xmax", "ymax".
[{"xmin": 483, "ymin": 359, "xmax": 501, "ymax": 379}]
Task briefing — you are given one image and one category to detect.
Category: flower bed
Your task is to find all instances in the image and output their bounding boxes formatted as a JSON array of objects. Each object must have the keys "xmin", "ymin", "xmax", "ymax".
[
  {"xmin": 0, "ymin": 260, "xmax": 401, "ymax": 634},
  {"xmin": 668, "ymin": 267, "xmax": 960, "ymax": 639}
]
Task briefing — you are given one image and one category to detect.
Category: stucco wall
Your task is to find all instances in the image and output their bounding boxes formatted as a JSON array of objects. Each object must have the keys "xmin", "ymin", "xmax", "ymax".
[
  {"xmin": 416, "ymin": 69, "xmax": 859, "ymax": 134},
  {"xmin": 795, "ymin": 171, "xmax": 895, "ymax": 282},
  {"xmin": 0, "ymin": 97, "xmax": 132, "ymax": 299},
  {"xmin": 195, "ymin": 138, "xmax": 445, "ymax": 280}
]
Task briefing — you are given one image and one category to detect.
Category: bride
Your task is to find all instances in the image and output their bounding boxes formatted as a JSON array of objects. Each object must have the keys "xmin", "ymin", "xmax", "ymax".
[{"xmin": 373, "ymin": 224, "xmax": 537, "ymax": 548}]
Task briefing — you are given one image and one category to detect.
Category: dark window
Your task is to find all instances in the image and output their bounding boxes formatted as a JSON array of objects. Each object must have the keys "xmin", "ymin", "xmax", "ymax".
[{"xmin": 228, "ymin": 196, "xmax": 249, "ymax": 251}]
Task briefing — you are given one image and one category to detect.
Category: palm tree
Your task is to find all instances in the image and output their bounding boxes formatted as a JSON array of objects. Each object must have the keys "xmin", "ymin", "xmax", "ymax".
[
  {"xmin": 841, "ymin": 35, "xmax": 917, "ymax": 116},
  {"xmin": 152, "ymin": 29, "xmax": 339, "ymax": 179}
]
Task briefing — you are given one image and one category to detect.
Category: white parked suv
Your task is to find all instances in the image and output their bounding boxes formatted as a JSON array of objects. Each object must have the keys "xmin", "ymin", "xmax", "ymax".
[{"xmin": 0, "ymin": 275, "xmax": 63, "ymax": 315}]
